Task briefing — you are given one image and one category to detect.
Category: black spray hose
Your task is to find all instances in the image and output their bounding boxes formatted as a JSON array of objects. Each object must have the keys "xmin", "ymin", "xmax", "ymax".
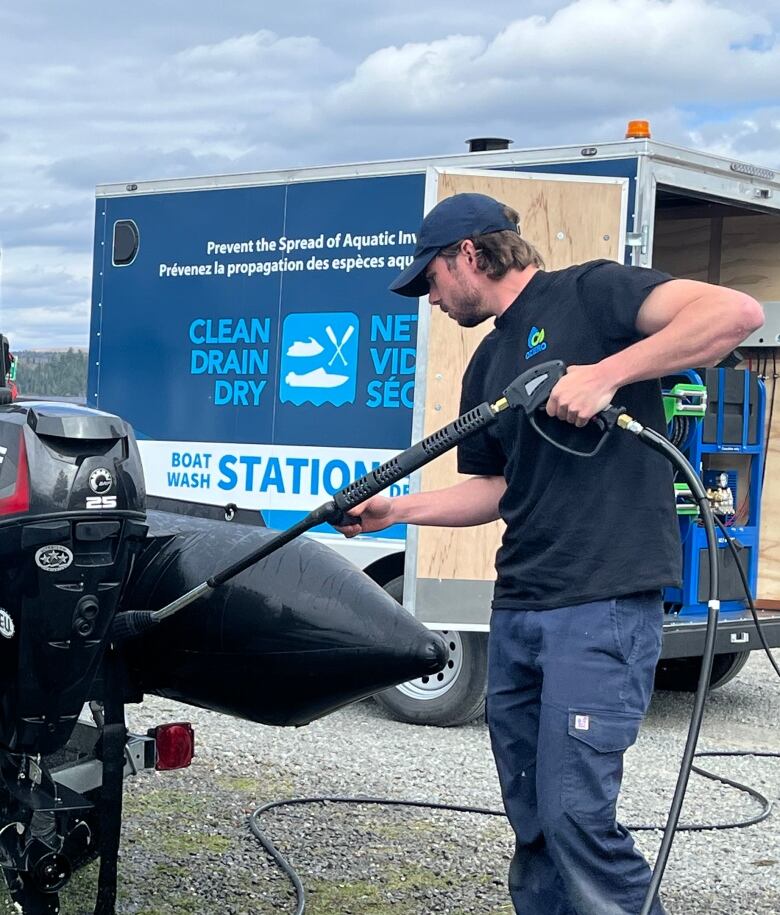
[
  {"xmin": 241, "ymin": 386, "xmax": 780, "ymax": 915},
  {"xmin": 108, "ymin": 359, "xmax": 764, "ymax": 914},
  {"xmin": 713, "ymin": 513, "xmax": 780, "ymax": 679},
  {"xmin": 248, "ymin": 748, "xmax": 777, "ymax": 915},
  {"xmin": 249, "ymin": 795, "xmax": 504, "ymax": 915},
  {"xmin": 246, "ymin": 412, "xmax": 746, "ymax": 915},
  {"xmin": 616, "ymin": 415, "xmax": 720, "ymax": 915}
]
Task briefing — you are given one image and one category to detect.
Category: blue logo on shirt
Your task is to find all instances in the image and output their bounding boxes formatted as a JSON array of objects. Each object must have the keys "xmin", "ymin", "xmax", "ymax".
[{"xmin": 525, "ymin": 326, "xmax": 548, "ymax": 360}]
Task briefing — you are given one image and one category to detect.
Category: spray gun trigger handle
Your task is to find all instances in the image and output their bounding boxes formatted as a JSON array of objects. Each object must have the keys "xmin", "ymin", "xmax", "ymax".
[{"xmin": 503, "ymin": 360, "xmax": 568, "ymax": 414}]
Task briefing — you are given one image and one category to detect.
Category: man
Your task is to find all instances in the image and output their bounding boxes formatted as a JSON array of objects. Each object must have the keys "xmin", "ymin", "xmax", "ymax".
[{"xmin": 337, "ymin": 193, "xmax": 763, "ymax": 914}]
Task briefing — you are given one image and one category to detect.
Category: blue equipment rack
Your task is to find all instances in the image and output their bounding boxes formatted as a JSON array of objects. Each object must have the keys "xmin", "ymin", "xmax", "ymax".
[{"xmin": 664, "ymin": 368, "xmax": 766, "ymax": 617}]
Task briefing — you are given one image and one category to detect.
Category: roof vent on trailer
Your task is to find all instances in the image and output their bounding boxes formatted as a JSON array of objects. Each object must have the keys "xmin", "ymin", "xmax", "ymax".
[{"xmin": 466, "ymin": 137, "xmax": 513, "ymax": 152}]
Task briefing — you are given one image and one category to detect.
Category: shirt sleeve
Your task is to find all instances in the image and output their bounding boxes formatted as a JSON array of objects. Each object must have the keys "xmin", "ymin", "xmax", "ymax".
[
  {"xmin": 577, "ymin": 260, "xmax": 673, "ymax": 351},
  {"xmin": 456, "ymin": 348, "xmax": 506, "ymax": 477}
]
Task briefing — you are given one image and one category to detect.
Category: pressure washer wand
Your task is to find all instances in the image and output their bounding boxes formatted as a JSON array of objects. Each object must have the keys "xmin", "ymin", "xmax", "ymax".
[
  {"xmin": 616, "ymin": 413, "xmax": 721, "ymax": 915},
  {"xmin": 112, "ymin": 360, "xmax": 609, "ymax": 643},
  {"xmin": 149, "ymin": 398, "xmax": 505, "ymax": 622},
  {"xmin": 111, "ymin": 378, "xmax": 531, "ymax": 642}
]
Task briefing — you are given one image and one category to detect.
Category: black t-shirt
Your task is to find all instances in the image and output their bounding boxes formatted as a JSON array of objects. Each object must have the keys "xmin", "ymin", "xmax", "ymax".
[{"xmin": 457, "ymin": 259, "xmax": 683, "ymax": 611}]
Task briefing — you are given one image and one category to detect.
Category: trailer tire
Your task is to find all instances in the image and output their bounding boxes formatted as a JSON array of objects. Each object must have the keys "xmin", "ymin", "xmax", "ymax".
[
  {"xmin": 654, "ymin": 650, "xmax": 751, "ymax": 692},
  {"xmin": 373, "ymin": 576, "xmax": 488, "ymax": 727}
]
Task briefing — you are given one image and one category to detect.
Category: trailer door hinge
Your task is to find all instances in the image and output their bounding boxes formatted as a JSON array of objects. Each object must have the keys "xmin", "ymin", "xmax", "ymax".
[{"xmin": 626, "ymin": 224, "xmax": 650, "ymax": 256}]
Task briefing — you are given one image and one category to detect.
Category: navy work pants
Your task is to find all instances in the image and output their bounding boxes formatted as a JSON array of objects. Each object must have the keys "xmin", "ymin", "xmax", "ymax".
[{"xmin": 487, "ymin": 593, "xmax": 667, "ymax": 915}]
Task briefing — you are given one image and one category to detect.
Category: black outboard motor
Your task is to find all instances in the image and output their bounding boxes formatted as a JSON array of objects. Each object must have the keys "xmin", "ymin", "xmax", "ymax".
[
  {"xmin": 0, "ymin": 401, "xmax": 146, "ymax": 912},
  {"xmin": 0, "ymin": 402, "xmax": 147, "ymax": 754}
]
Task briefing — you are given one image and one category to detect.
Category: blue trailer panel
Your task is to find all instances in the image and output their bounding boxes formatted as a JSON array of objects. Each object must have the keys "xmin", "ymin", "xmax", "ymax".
[{"xmin": 90, "ymin": 174, "xmax": 426, "ymax": 532}]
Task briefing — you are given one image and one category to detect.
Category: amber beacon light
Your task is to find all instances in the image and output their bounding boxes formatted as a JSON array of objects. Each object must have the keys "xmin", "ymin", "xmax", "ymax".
[{"xmin": 626, "ymin": 119, "xmax": 651, "ymax": 139}]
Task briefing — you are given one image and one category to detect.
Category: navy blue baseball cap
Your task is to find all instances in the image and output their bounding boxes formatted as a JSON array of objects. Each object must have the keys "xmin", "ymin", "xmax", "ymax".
[{"xmin": 389, "ymin": 193, "xmax": 519, "ymax": 298}]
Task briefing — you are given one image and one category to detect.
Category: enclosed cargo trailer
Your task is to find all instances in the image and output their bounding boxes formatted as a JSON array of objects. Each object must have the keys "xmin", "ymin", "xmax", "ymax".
[{"xmin": 90, "ymin": 129, "xmax": 780, "ymax": 725}]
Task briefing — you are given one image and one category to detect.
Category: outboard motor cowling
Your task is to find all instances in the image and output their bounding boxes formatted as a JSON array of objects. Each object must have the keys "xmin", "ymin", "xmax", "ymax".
[{"xmin": 0, "ymin": 402, "xmax": 147, "ymax": 755}]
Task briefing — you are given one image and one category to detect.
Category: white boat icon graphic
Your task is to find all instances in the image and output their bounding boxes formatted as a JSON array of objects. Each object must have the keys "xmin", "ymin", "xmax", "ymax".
[
  {"xmin": 286, "ymin": 337, "xmax": 324, "ymax": 357},
  {"xmin": 285, "ymin": 367, "xmax": 349, "ymax": 389}
]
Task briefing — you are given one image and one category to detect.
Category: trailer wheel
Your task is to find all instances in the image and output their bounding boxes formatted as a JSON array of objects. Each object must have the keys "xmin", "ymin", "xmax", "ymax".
[
  {"xmin": 373, "ymin": 576, "xmax": 488, "ymax": 727},
  {"xmin": 654, "ymin": 651, "xmax": 751, "ymax": 692}
]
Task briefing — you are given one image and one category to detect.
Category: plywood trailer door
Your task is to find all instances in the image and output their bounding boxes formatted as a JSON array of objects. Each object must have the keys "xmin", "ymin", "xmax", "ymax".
[{"xmin": 406, "ymin": 167, "xmax": 628, "ymax": 626}]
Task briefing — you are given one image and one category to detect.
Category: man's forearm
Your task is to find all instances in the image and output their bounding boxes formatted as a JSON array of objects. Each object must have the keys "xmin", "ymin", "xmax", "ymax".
[
  {"xmin": 544, "ymin": 284, "xmax": 764, "ymax": 427},
  {"xmin": 604, "ymin": 324, "xmax": 737, "ymax": 388},
  {"xmin": 392, "ymin": 475, "xmax": 506, "ymax": 527},
  {"xmin": 605, "ymin": 291, "xmax": 763, "ymax": 388}
]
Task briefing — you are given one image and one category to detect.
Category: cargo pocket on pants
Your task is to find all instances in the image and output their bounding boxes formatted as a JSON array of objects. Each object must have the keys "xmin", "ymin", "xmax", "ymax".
[{"xmin": 562, "ymin": 708, "xmax": 641, "ymax": 823}]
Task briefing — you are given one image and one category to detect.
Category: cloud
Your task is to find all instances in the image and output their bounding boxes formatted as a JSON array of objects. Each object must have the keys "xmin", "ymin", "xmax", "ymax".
[
  {"xmin": 0, "ymin": 202, "xmax": 92, "ymax": 249},
  {"xmin": 683, "ymin": 108, "xmax": 780, "ymax": 165},
  {"xmin": 46, "ymin": 148, "xmax": 245, "ymax": 191},
  {"xmin": 169, "ymin": 30, "xmax": 341, "ymax": 84},
  {"xmin": 329, "ymin": 35, "xmax": 489, "ymax": 117},
  {"xmin": 1, "ymin": 0, "xmax": 780, "ymax": 351},
  {"xmin": 328, "ymin": 0, "xmax": 779, "ymax": 125},
  {"xmin": 0, "ymin": 262, "xmax": 90, "ymax": 349}
]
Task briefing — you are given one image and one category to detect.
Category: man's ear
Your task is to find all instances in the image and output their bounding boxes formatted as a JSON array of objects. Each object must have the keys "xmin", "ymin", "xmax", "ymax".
[{"xmin": 460, "ymin": 239, "xmax": 480, "ymax": 266}]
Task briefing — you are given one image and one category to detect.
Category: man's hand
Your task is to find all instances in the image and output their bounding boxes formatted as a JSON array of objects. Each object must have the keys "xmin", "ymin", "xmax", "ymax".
[
  {"xmin": 333, "ymin": 476, "xmax": 505, "ymax": 535},
  {"xmin": 332, "ymin": 495, "xmax": 395, "ymax": 538},
  {"xmin": 545, "ymin": 363, "xmax": 617, "ymax": 427}
]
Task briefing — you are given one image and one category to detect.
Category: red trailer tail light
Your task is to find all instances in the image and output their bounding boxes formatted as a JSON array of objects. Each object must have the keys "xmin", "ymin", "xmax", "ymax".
[
  {"xmin": 0, "ymin": 434, "xmax": 30, "ymax": 516},
  {"xmin": 150, "ymin": 722, "xmax": 195, "ymax": 771}
]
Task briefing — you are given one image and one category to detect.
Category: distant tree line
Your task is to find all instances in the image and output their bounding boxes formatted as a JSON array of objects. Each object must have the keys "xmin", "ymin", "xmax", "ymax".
[{"xmin": 14, "ymin": 349, "xmax": 88, "ymax": 398}]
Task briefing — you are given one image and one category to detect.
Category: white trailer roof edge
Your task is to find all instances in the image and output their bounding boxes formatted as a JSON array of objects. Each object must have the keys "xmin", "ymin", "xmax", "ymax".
[{"xmin": 96, "ymin": 139, "xmax": 779, "ymax": 199}]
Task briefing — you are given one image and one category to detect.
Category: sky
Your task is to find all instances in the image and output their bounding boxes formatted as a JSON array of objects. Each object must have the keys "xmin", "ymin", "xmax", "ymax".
[{"xmin": 0, "ymin": 0, "xmax": 779, "ymax": 350}]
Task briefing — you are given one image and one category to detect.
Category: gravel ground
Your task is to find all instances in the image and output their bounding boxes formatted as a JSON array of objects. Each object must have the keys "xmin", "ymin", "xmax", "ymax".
[{"xmin": 3, "ymin": 650, "xmax": 779, "ymax": 915}]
